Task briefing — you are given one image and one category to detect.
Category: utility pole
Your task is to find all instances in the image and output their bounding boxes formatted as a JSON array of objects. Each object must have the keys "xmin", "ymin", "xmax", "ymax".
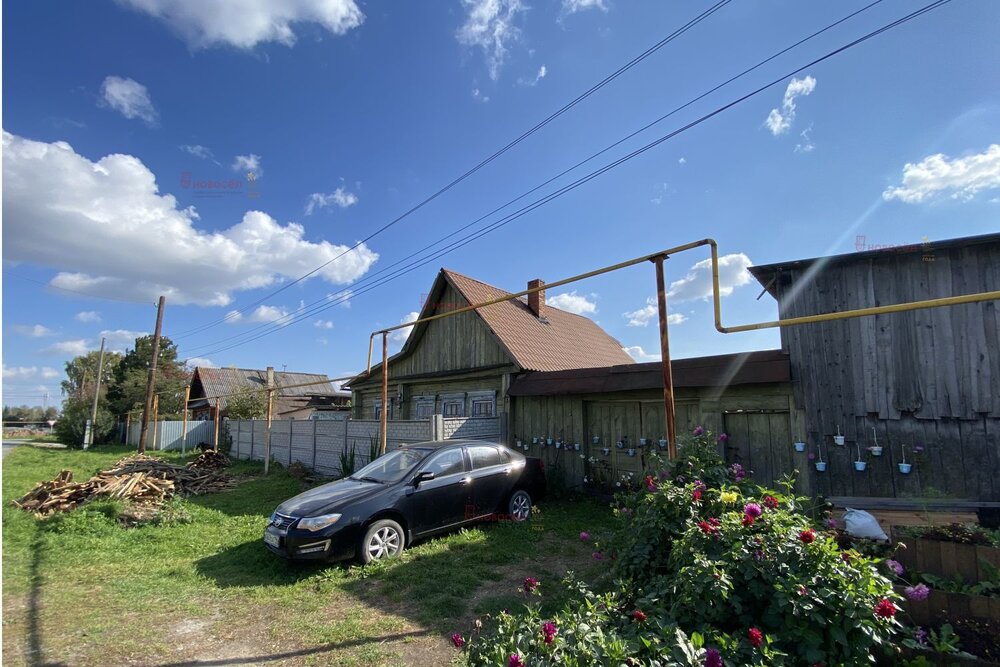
[
  {"xmin": 138, "ymin": 296, "xmax": 166, "ymax": 454},
  {"xmin": 85, "ymin": 337, "xmax": 106, "ymax": 450},
  {"xmin": 181, "ymin": 385, "xmax": 190, "ymax": 457},
  {"xmin": 264, "ymin": 366, "xmax": 274, "ymax": 474}
]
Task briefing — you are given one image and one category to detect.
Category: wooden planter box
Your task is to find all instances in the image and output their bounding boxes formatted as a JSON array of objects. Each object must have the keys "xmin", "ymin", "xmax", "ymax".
[
  {"xmin": 899, "ymin": 587, "xmax": 1000, "ymax": 626},
  {"xmin": 893, "ymin": 529, "xmax": 1000, "ymax": 584}
]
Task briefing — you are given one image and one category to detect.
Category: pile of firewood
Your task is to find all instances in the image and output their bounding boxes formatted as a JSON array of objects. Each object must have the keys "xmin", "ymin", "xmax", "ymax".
[
  {"xmin": 188, "ymin": 450, "xmax": 230, "ymax": 470},
  {"xmin": 11, "ymin": 454, "xmax": 236, "ymax": 516}
]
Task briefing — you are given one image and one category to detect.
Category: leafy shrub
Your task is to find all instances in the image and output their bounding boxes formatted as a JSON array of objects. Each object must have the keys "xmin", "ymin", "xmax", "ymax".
[
  {"xmin": 55, "ymin": 396, "xmax": 115, "ymax": 448},
  {"xmin": 462, "ymin": 426, "xmax": 900, "ymax": 666},
  {"xmin": 339, "ymin": 444, "xmax": 356, "ymax": 478},
  {"xmin": 900, "ymin": 523, "xmax": 1000, "ymax": 547}
]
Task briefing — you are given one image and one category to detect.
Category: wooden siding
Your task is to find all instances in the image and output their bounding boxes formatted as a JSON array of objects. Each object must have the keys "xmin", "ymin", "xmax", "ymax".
[
  {"xmin": 355, "ymin": 282, "xmax": 513, "ymax": 387},
  {"xmin": 510, "ymin": 383, "xmax": 807, "ymax": 493},
  {"xmin": 354, "ymin": 375, "xmax": 504, "ymax": 420},
  {"xmin": 774, "ymin": 243, "xmax": 1000, "ymax": 501}
]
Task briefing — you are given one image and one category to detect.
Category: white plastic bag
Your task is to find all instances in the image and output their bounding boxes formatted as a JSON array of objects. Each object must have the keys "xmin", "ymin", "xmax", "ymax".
[{"xmin": 843, "ymin": 508, "xmax": 889, "ymax": 542}]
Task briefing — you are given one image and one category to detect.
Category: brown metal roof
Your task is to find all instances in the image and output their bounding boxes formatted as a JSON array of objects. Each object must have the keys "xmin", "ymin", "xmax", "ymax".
[
  {"xmin": 507, "ymin": 349, "xmax": 790, "ymax": 396},
  {"xmin": 442, "ymin": 269, "xmax": 635, "ymax": 372},
  {"xmin": 190, "ymin": 367, "xmax": 345, "ymax": 411}
]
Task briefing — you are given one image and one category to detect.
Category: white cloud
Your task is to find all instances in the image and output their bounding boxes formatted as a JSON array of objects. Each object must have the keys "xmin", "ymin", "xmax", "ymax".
[
  {"xmin": 389, "ymin": 311, "xmax": 420, "ymax": 344},
  {"xmin": 180, "ymin": 144, "xmax": 216, "ymax": 161},
  {"xmin": 765, "ymin": 75, "xmax": 815, "ymax": 136},
  {"xmin": 623, "ymin": 345, "xmax": 660, "ymax": 362},
  {"xmin": 13, "ymin": 324, "xmax": 54, "ymax": 338},
  {"xmin": 623, "ymin": 298, "xmax": 686, "ymax": 327},
  {"xmin": 518, "ymin": 64, "xmax": 547, "ymax": 86},
  {"xmin": 547, "ymin": 290, "xmax": 596, "ymax": 315},
  {"xmin": 667, "ymin": 253, "xmax": 754, "ymax": 302},
  {"xmin": 882, "ymin": 144, "xmax": 1000, "ymax": 204},
  {"xmin": 100, "ymin": 76, "xmax": 159, "ymax": 126},
  {"xmin": 115, "ymin": 0, "xmax": 364, "ymax": 50},
  {"xmin": 232, "ymin": 153, "xmax": 261, "ymax": 177},
  {"xmin": 247, "ymin": 305, "xmax": 293, "ymax": 326},
  {"xmin": 2, "ymin": 131, "xmax": 378, "ymax": 306},
  {"xmin": 305, "ymin": 186, "xmax": 359, "ymax": 215},
  {"xmin": 100, "ymin": 329, "xmax": 148, "ymax": 352},
  {"xmin": 314, "ymin": 319, "xmax": 334, "ymax": 329},
  {"xmin": 457, "ymin": 0, "xmax": 528, "ymax": 81},
  {"xmin": 471, "ymin": 88, "xmax": 491, "ymax": 103},
  {"xmin": 75, "ymin": 311, "xmax": 102, "ymax": 323},
  {"xmin": 678, "ymin": 157, "xmax": 686, "ymax": 165},
  {"xmin": 562, "ymin": 0, "xmax": 607, "ymax": 15},
  {"xmin": 3, "ymin": 366, "xmax": 39, "ymax": 380},
  {"xmin": 43, "ymin": 340, "xmax": 92, "ymax": 356},
  {"xmin": 185, "ymin": 357, "xmax": 216, "ymax": 368},
  {"xmin": 795, "ymin": 125, "xmax": 815, "ymax": 153},
  {"xmin": 316, "ymin": 336, "xmax": 329, "ymax": 345},
  {"xmin": 41, "ymin": 367, "xmax": 61, "ymax": 379}
]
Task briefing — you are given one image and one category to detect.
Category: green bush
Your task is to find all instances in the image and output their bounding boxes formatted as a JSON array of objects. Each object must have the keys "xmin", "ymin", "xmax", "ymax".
[
  {"xmin": 462, "ymin": 427, "xmax": 900, "ymax": 666},
  {"xmin": 55, "ymin": 396, "xmax": 115, "ymax": 448}
]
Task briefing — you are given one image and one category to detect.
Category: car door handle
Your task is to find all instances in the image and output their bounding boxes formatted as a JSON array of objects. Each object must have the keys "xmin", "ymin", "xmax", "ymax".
[
  {"xmin": 502, "ymin": 467, "xmax": 512, "ymax": 474},
  {"xmin": 458, "ymin": 476, "xmax": 471, "ymax": 485}
]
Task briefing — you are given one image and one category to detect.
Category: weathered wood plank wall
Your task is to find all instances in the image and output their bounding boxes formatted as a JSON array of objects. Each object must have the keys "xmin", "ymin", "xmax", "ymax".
[{"xmin": 775, "ymin": 242, "xmax": 1000, "ymax": 501}]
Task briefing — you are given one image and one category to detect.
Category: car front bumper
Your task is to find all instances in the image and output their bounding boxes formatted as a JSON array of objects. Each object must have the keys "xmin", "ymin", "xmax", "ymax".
[{"xmin": 263, "ymin": 521, "xmax": 361, "ymax": 561}]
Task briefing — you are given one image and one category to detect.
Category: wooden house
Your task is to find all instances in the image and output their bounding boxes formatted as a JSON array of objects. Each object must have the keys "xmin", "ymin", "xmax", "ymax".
[
  {"xmin": 347, "ymin": 269, "xmax": 634, "ymax": 423},
  {"xmin": 188, "ymin": 367, "xmax": 350, "ymax": 420},
  {"xmin": 749, "ymin": 232, "xmax": 1000, "ymax": 502}
]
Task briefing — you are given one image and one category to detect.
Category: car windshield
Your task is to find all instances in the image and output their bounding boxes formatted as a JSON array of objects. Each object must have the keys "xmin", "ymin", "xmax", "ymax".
[{"xmin": 350, "ymin": 448, "xmax": 429, "ymax": 484}]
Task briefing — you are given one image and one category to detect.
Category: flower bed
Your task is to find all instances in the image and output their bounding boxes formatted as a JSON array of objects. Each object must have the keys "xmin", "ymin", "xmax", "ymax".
[
  {"xmin": 899, "ymin": 586, "xmax": 1000, "ymax": 626},
  {"xmin": 457, "ymin": 428, "xmax": 902, "ymax": 666}
]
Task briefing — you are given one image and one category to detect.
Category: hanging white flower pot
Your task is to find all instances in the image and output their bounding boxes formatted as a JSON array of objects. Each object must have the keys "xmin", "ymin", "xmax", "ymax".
[
  {"xmin": 573, "ymin": 442, "xmax": 581, "ymax": 451},
  {"xmin": 592, "ymin": 435, "xmax": 600, "ymax": 445},
  {"xmin": 546, "ymin": 437, "xmax": 554, "ymax": 446},
  {"xmin": 834, "ymin": 424, "xmax": 845, "ymax": 446},
  {"xmin": 616, "ymin": 440, "xmax": 624, "ymax": 449},
  {"xmin": 639, "ymin": 438, "xmax": 648, "ymax": 447},
  {"xmin": 870, "ymin": 446, "xmax": 883, "ymax": 457},
  {"xmin": 898, "ymin": 444, "xmax": 912, "ymax": 474},
  {"xmin": 815, "ymin": 460, "xmax": 827, "ymax": 472},
  {"xmin": 532, "ymin": 437, "xmax": 539, "ymax": 445},
  {"xmin": 601, "ymin": 447, "xmax": 610, "ymax": 456},
  {"xmin": 627, "ymin": 448, "xmax": 636, "ymax": 457},
  {"xmin": 854, "ymin": 442, "xmax": 867, "ymax": 471},
  {"xmin": 555, "ymin": 441, "xmax": 562, "ymax": 449},
  {"xmin": 794, "ymin": 441, "xmax": 806, "ymax": 452},
  {"xmin": 515, "ymin": 439, "xmax": 523, "ymax": 449},
  {"xmin": 658, "ymin": 438, "xmax": 668, "ymax": 449}
]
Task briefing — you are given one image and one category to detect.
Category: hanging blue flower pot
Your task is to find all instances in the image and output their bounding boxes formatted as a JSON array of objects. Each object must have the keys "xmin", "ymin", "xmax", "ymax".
[
  {"xmin": 794, "ymin": 441, "xmax": 806, "ymax": 452},
  {"xmin": 815, "ymin": 461, "xmax": 827, "ymax": 472}
]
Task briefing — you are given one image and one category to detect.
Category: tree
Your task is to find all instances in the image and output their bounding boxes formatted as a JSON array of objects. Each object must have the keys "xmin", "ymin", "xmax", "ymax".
[
  {"xmin": 106, "ymin": 335, "xmax": 191, "ymax": 419},
  {"xmin": 55, "ymin": 396, "xmax": 114, "ymax": 448},
  {"xmin": 61, "ymin": 350, "xmax": 122, "ymax": 400},
  {"xmin": 226, "ymin": 388, "xmax": 267, "ymax": 419}
]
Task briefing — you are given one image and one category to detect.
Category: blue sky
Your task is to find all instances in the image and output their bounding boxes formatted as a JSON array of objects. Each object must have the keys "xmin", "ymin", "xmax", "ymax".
[{"xmin": 3, "ymin": 0, "xmax": 999, "ymax": 406}]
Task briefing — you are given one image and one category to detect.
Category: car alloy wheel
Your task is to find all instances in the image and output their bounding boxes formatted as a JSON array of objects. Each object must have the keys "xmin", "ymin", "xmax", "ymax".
[
  {"xmin": 509, "ymin": 490, "xmax": 532, "ymax": 522},
  {"xmin": 361, "ymin": 519, "xmax": 404, "ymax": 563}
]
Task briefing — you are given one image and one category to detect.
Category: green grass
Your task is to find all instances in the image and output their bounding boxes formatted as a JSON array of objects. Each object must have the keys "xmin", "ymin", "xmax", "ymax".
[{"xmin": 2, "ymin": 445, "xmax": 613, "ymax": 666}]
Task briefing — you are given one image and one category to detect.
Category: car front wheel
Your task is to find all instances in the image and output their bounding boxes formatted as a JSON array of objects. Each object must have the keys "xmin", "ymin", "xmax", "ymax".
[
  {"xmin": 508, "ymin": 489, "xmax": 532, "ymax": 522},
  {"xmin": 360, "ymin": 519, "xmax": 404, "ymax": 564}
]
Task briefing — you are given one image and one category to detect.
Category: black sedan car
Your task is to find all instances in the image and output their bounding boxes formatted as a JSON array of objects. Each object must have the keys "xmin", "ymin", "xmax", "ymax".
[{"xmin": 264, "ymin": 440, "xmax": 546, "ymax": 563}]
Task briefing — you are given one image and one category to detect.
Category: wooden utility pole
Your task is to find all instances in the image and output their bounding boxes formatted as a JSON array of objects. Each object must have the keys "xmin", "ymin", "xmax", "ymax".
[
  {"xmin": 264, "ymin": 366, "xmax": 275, "ymax": 474},
  {"xmin": 124, "ymin": 411, "xmax": 131, "ymax": 446},
  {"xmin": 151, "ymin": 394, "xmax": 160, "ymax": 451},
  {"xmin": 138, "ymin": 296, "xmax": 166, "ymax": 454},
  {"xmin": 213, "ymin": 398, "xmax": 221, "ymax": 451},
  {"xmin": 181, "ymin": 385, "xmax": 190, "ymax": 456},
  {"xmin": 379, "ymin": 332, "xmax": 389, "ymax": 456},
  {"xmin": 84, "ymin": 337, "xmax": 107, "ymax": 450},
  {"xmin": 652, "ymin": 256, "xmax": 677, "ymax": 459}
]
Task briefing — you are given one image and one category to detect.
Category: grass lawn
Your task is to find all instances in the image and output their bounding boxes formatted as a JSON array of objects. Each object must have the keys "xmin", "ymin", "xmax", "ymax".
[{"xmin": 2, "ymin": 445, "xmax": 613, "ymax": 666}]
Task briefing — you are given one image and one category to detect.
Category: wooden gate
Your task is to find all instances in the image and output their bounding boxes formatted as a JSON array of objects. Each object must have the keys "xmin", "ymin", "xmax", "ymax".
[{"xmin": 722, "ymin": 410, "xmax": 795, "ymax": 490}]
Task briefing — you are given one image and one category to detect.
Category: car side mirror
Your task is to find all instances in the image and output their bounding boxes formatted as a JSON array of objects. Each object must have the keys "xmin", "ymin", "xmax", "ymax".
[{"xmin": 412, "ymin": 471, "xmax": 435, "ymax": 487}]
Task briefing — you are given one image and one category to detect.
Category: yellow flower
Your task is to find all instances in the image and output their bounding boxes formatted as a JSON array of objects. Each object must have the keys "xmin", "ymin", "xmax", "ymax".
[{"xmin": 720, "ymin": 491, "xmax": 739, "ymax": 504}]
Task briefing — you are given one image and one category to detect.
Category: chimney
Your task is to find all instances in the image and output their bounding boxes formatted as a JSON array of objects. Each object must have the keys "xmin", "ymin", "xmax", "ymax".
[
  {"xmin": 266, "ymin": 366, "xmax": 275, "ymax": 389},
  {"xmin": 527, "ymin": 279, "xmax": 545, "ymax": 318}
]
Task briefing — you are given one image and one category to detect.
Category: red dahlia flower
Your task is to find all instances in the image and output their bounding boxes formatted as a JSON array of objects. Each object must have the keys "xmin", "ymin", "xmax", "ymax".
[
  {"xmin": 874, "ymin": 598, "xmax": 897, "ymax": 618},
  {"xmin": 763, "ymin": 495, "xmax": 778, "ymax": 509},
  {"xmin": 451, "ymin": 633, "xmax": 464, "ymax": 648},
  {"xmin": 748, "ymin": 627, "xmax": 763, "ymax": 648},
  {"xmin": 799, "ymin": 528, "xmax": 817, "ymax": 544}
]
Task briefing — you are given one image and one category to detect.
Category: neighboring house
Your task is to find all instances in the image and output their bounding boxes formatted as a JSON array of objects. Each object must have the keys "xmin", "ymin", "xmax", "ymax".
[
  {"xmin": 347, "ymin": 269, "xmax": 635, "ymax": 425},
  {"xmin": 748, "ymin": 232, "xmax": 1000, "ymax": 502},
  {"xmin": 188, "ymin": 367, "xmax": 350, "ymax": 420}
]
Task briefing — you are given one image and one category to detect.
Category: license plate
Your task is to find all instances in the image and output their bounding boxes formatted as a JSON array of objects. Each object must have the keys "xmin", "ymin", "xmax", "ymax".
[{"xmin": 263, "ymin": 531, "xmax": 281, "ymax": 548}]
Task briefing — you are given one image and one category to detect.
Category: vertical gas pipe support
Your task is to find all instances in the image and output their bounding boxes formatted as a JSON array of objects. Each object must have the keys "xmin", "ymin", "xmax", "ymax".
[
  {"xmin": 653, "ymin": 255, "xmax": 678, "ymax": 459},
  {"xmin": 380, "ymin": 332, "xmax": 389, "ymax": 457}
]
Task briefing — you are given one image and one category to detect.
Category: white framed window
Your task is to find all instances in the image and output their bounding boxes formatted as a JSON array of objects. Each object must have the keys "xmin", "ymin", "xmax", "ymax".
[
  {"xmin": 373, "ymin": 400, "xmax": 382, "ymax": 420},
  {"xmin": 443, "ymin": 399, "xmax": 464, "ymax": 417}
]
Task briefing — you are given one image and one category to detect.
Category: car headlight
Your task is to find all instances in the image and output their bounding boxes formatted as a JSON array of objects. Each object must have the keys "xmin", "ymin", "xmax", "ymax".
[{"xmin": 297, "ymin": 513, "xmax": 342, "ymax": 532}]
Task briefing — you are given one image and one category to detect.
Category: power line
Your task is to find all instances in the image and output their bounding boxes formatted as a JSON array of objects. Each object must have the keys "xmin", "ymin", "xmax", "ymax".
[
  {"xmin": 171, "ymin": 0, "xmax": 735, "ymax": 340},
  {"xmin": 178, "ymin": 0, "xmax": 929, "ymax": 358}
]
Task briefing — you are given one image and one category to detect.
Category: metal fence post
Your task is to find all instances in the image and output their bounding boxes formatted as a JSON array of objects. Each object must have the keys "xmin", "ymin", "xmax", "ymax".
[{"xmin": 312, "ymin": 418, "xmax": 318, "ymax": 470}]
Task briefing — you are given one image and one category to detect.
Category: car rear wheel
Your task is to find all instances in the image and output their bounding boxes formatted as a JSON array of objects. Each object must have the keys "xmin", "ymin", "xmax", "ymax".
[
  {"xmin": 508, "ymin": 490, "xmax": 532, "ymax": 522},
  {"xmin": 360, "ymin": 519, "xmax": 404, "ymax": 564}
]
